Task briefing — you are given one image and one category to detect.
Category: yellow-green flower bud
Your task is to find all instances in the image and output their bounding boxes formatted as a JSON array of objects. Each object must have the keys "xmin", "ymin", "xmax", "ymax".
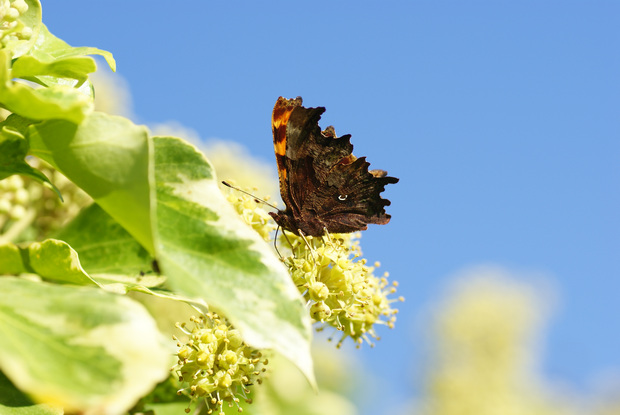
[
  {"xmin": 309, "ymin": 281, "xmax": 329, "ymax": 302},
  {"xmin": 220, "ymin": 350, "xmax": 238, "ymax": 368},
  {"xmin": 200, "ymin": 330, "xmax": 216, "ymax": 344},
  {"xmin": 12, "ymin": 0, "xmax": 27, "ymax": 14},
  {"xmin": 310, "ymin": 301, "xmax": 332, "ymax": 321},
  {"xmin": 227, "ymin": 329, "xmax": 243, "ymax": 348},
  {"xmin": 178, "ymin": 345, "xmax": 191, "ymax": 361}
]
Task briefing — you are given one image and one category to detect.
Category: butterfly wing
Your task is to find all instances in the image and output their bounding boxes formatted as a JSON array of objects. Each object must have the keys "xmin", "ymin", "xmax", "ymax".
[
  {"xmin": 272, "ymin": 96, "xmax": 321, "ymax": 223},
  {"xmin": 305, "ymin": 157, "xmax": 398, "ymax": 234},
  {"xmin": 271, "ymin": 96, "xmax": 398, "ymax": 236}
]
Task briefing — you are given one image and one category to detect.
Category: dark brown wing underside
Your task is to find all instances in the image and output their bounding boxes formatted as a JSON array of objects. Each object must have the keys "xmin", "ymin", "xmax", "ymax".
[{"xmin": 271, "ymin": 97, "xmax": 398, "ymax": 236}]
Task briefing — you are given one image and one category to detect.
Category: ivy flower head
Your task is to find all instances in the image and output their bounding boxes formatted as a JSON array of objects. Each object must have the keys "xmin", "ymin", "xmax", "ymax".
[
  {"xmin": 172, "ymin": 312, "xmax": 269, "ymax": 414},
  {"xmin": 0, "ymin": 158, "xmax": 91, "ymax": 243},
  {"xmin": 221, "ymin": 181, "xmax": 277, "ymax": 242},
  {"xmin": 283, "ymin": 231, "xmax": 403, "ymax": 348}
]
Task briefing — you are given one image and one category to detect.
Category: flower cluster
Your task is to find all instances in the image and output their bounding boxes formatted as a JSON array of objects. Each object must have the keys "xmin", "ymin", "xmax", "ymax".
[
  {"xmin": 424, "ymin": 271, "xmax": 560, "ymax": 415},
  {"xmin": 0, "ymin": 158, "xmax": 91, "ymax": 243},
  {"xmin": 221, "ymin": 182, "xmax": 276, "ymax": 242},
  {"xmin": 0, "ymin": 0, "xmax": 32, "ymax": 46},
  {"xmin": 282, "ymin": 231, "xmax": 402, "ymax": 348},
  {"xmin": 172, "ymin": 312, "xmax": 269, "ymax": 414},
  {"xmin": 0, "ymin": 174, "xmax": 30, "ymax": 225}
]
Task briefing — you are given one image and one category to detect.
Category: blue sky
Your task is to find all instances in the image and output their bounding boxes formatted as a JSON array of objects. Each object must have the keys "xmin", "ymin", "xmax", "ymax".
[{"xmin": 44, "ymin": 1, "xmax": 619, "ymax": 412}]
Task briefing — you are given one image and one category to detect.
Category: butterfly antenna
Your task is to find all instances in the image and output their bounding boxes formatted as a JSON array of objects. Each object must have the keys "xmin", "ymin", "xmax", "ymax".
[{"xmin": 221, "ymin": 181, "xmax": 279, "ymax": 210}]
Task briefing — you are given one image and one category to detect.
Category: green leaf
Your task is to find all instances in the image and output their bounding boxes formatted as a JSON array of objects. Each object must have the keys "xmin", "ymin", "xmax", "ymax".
[
  {"xmin": 53, "ymin": 203, "xmax": 167, "ymax": 293},
  {"xmin": 0, "ymin": 277, "xmax": 171, "ymax": 414},
  {"xmin": 0, "ymin": 115, "xmax": 61, "ymax": 198},
  {"xmin": 28, "ymin": 112, "xmax": 153, "ymax": 252},
  {"xmin": 33, "ymin": 75, "xmax": 94, "ymax": 101},
  {"xmin": 0, "ymin": 125, "xmax": 28, "ymax": 179},
  {"xmin": 27, "ymin": 239, "xmax": 99, "ymax": 286},
  {"xmin": 152, "ymin": 136, "xmax": 314, "ymax": 384},
  {"xmin": 0, "ymin": 371, "xmax": 63, "ymax": 415},
  {"xmin": 32, "ymin": 24, "xmax": 115, "ymax": 72},
  {"xmin": 12, "ymin": 54, "xmax": 97, "ymax": 85},
  {"xmin": 0, "ymin": 50, "xmax": 93, "ymax": 123},
  {"xmin": 54, "ymin": 203, "xmax": 154, "ymax": 276},
  {"xmin": 0, "ymin": 244, "xmax": 25, "ymax": 275},
  {"xmin": 28, "ymin": 112, "xmax": 314, "ymax": 383},
  {"xmin": 0, "ymin": 239, "xmax": 98, "ymax": 286}
]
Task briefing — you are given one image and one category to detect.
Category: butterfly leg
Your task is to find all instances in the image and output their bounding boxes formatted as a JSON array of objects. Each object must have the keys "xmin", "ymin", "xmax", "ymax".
[
  {"xmin": 298, "ymin": 229, "xmax": 317, "ymax": 267},
  {"xmin": 273, "ymin": 226, "xmax": 283, "ymax": 259}
]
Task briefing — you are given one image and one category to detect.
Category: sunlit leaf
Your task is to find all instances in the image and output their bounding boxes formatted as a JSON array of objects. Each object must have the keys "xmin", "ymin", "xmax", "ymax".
[
  {"xmin": 32, "ymin": 24, "xmax": 115, "ymax": 72},
  {"xmin": 152, "ymin": 136, "xmax": 314, "ymax": 384},
  {"xmin": 54, "ymin": 203, "xmax": 166, "ymax": 293},
  {"xmin": 26, "ymin": 239, "xmax": 98, "ymax": 286},
  {"xmin": 12, "ymin": 54, "xmax": 97, "ymax": 85},
  {"xmin": 0, "ymin": 50, "xmax": 93, "ymax": 123},
  {"xmin": 0, "ymin": 244, "xmax": 25, "ymax": 275},
  {"xmin": 54, "ymin": 203, "xmax": 154, "ymax": 276},
  {"xmin": 0, "ymin": 371, "xmax": 63, "ymax": 415},
  {"xmin": 0, "ymin": 277, "xmax": 171, "ymax": 414},
  {"xmin": 28, "ymin": 112, "xmax": 153, "ymax": 252},
  {"xmin": 0, "ymin": 238, "xmax": 98, "ymax": 286},
  {"xmin": 27, "ymin": 112, "xmax": 314, "ymax": 384}
]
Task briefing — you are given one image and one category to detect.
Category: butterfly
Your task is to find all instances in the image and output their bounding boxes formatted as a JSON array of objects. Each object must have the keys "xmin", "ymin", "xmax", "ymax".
[{"xmin": 269, "ymin": 96, "xmax": 398, "ymax": 237}]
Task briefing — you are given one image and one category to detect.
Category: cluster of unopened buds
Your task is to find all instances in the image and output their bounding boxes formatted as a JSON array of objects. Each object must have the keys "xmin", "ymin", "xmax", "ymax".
[
  {"xmin": 222, "ymin": 183, "xmax": 276, "ymax": 242},
  {"xmin": 0, "ymin": 158, "xmax": 91, "ymax": 243},
  {"xmin": 0, "ymin": 174, "xmax": 31, "ymax": 226},
  {"xmin": 172, "ymin": 312, "xmax": 269, "ymax": 414},
  {"xmin": 0, "ymin": 0, "xmax": 32, "ymax": 46}
]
